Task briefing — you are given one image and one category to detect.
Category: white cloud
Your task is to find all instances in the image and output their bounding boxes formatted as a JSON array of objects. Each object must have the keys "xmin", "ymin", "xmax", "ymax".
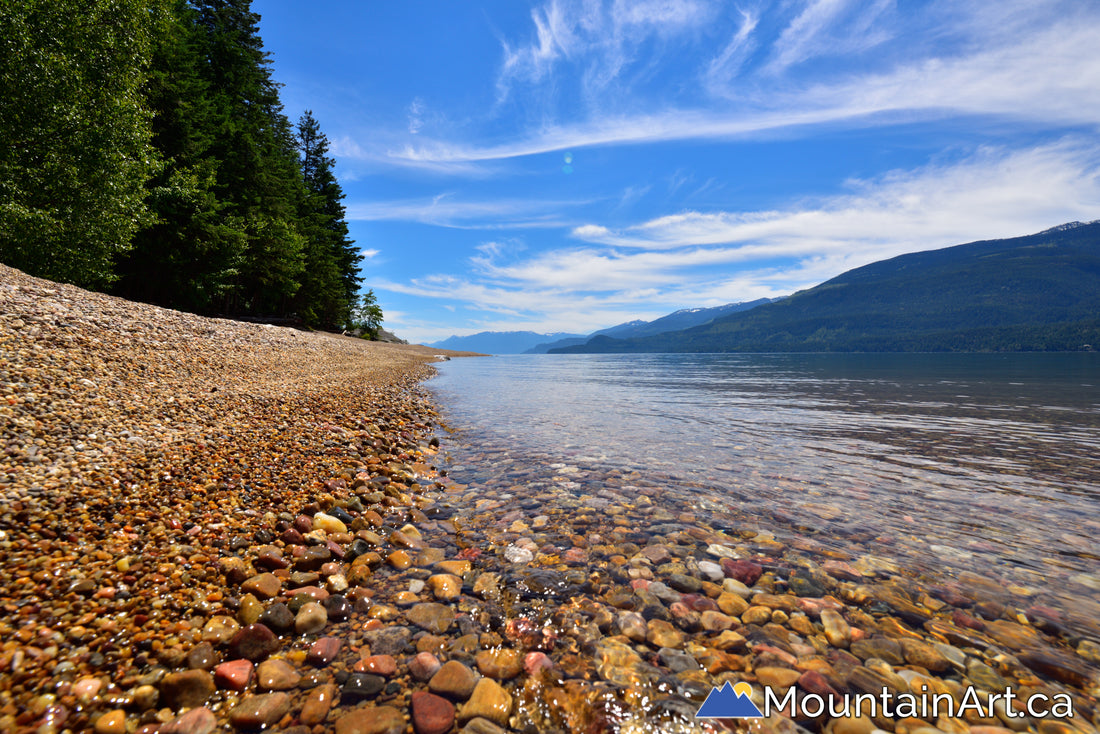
[
  {"xmin": 386, "ymin": 6, "xmax": 1100, "ymax": 167},
  {"xmin": 570, "ymin": 140, "xmax": 1100, "ymax": 252},
  {"xmin": 407, "ymin": 98, "xmax": 425, "ymax": 135},
  {"xmin": 381, "ymin": 139, "xmax": 1100, "ymax": 336},
  {"xmin": 345, "ymin": 193, "xmax": 593, "ymax": 229},
  {"xmin": 360, "ymin": 248, "xmax": 380, "ymax": 258},
  {"xmin": 496, "ymin": 0, "xmax": 716, "ymax": 105},
  {"xmin": 766, "ymin": 0, "xmax": 894, "ymax": 75}
]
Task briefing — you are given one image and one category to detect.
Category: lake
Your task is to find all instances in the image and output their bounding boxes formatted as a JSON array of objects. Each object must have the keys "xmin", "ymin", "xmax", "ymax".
[{"xmin": 429, "ymin": 352, "xmax": 1100, "ymax": 634}]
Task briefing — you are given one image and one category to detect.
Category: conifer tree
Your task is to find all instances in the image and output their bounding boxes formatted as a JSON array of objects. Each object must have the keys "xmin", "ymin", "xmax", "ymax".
[
  {"xmin": 295, "ymin": 111, "xmax": 363, "ymax": 329},
  {"xmin": 190, "ymin": 0, "xmax": 305, "ymax": 315},
  {"xmin": 115, "ymin": 0, "xmax": 246, "ymax": 311}
]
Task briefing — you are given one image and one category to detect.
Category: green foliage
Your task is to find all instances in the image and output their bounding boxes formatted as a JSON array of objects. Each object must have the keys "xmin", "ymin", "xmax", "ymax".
[
  {"xmin": 351, "ymin": 290, "xmax": 384, "ymax": 339},
  {"xmin": 0, "ymin": 0, "xmax": 163, "ymax": 288},
  {"xmin": 555, "ymin": 223, "xmax": 1100, "ymax": 354},
  {"xmin": 294, "ymin": 111, "xmax": 363, "ymax": 329},
  {"xmin": 188, "ymin": 0, "xmax": 306, "ymax": 315},
  {"xmin": 115, "ymin": 1, "xmax": 246, "ymax": 311},
  {"xmin": 2, "ymin": 0, "xmax": 379, "ymax": 331}
]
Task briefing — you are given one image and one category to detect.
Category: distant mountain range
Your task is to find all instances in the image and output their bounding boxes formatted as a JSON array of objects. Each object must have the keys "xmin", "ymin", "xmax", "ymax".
[
  {"xmin": 551, "ymin": 221, "xmax": 1100, "ymax": 354},
  {"xmin": 428, "ymin": 299, "xmax": 776, "ymax": 355},
  {"xmin": 524, "ymin": 299, "xmax": 774, "ymax": 353},
  {"xmin": 429, "ymin": 331, "xmax": 585, "ymax": 354}
]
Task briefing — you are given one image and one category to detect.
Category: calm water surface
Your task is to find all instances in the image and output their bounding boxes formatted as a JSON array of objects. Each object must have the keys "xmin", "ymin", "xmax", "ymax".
[{"xmin": 429, "ymin": 353, "xmax": 1100, "ymax": 616}]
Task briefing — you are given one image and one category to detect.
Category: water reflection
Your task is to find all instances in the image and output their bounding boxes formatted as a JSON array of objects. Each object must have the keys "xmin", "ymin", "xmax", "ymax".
[{"xmin": 429, "ymin": 352, "xmax": 1100, "ymax": 618}]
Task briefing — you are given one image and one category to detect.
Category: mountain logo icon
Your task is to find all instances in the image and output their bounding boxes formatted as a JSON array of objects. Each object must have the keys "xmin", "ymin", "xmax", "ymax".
[{"xmin": 696, "ymin": 681, "xmax": 765, "ymax": 718}]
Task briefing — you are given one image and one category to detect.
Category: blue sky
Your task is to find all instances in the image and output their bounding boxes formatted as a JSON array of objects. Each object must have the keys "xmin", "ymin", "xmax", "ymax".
[{"xmin": 254, "ymin": 0, "xmax": 1100, "ymax": 344}]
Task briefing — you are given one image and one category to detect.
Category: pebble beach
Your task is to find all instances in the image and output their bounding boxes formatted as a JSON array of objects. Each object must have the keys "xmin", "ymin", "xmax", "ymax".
[{"xmin": 2, "ymin": 263, "xmax": 1099, "ymax": 734}]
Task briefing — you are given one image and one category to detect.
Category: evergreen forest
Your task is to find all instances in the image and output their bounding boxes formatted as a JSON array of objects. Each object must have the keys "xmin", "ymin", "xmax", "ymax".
[{"xmin": 0, "ymin": 0, "xmax": 377, "ymax": 333}]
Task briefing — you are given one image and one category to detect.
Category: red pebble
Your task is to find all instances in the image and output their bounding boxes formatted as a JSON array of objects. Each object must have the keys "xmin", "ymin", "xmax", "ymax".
[
  {"xmin": 798, "ymin": 670, "xmax": 839, "ymax": 698},
  {"xmin": 409, "ymin": 652, "xmax": 442, "ymax": 681},
  {"xmin": 307, "ymin": 637, "xmax": 341, "ymax": 667},
  {"xmin": 214, "ymin": 660, "xmax": 253, "ymax": 691},
  {"xmin": 524, "ymin": 652, "xmax": 553, "ymax": 675},
  {"xmin": 355, "ymin": 655, "xmax": 396, "ymax": 676},
  {"xmin": 720, "ymin": 558, "xmax": 762, "ymax": 586},
  {"xmin": 411, "ymin": 691, "xmax": 454, "ymax": 734},
  {"xmin": 952, "ymin": 609, "xmax": 985, "ymax": 631}
]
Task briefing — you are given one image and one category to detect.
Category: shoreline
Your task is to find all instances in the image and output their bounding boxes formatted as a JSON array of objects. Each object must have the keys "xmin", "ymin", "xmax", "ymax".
[{"xmin": 2, "ymin": 264, "xmax": 1099, "ymax": 734}]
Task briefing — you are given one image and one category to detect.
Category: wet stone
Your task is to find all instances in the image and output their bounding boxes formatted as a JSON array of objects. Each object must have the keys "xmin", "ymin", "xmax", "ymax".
[
  {"xmin": 214, "ymin": 660, "xmax": 253, "ymax": 691},
  {"xmin": 756, "ymin": 665, "xmax": 802, "ymax": 688},
  {"xmin": 295, "ymin": 601, "xmax": 328, "ymax": 634},
  {"xmin": 700, "ymin": 610, "xmax": 735, "ymax": 632},
  {"xmin": 851, "ymin": 637, "xmax": 904, "ymax": 665},
  {"xmin": 427, "ymin": 573, "xmax": 462, "ymax": 600},
  {"xmin": 358, "ymin": 655, "xmax": 397, "ymax": 676},
  {"xmin": 241, "ymin": 573, "xmax": 281, "ymax": 600},
  {"xmin": 307, "ymin": 636, "xmax": 342, "ymax": 667},
  {"xmin": 721, "ymin": 558, "xmax": 763, "ymax": 585},
  {"xmin": 159, "ymin": 706, "xmax": 217, "ymax": 734},
  {"xmin": 436, "ymin": 559, "xmax": 472, "ymax": 576},
  {"xmin": 342, "ymin": 673, "xmax": 385, "ymax": 702},
  {"xmin": 256, "ymin": 659, "xmax": 300, "ymax": 690},
  {"xmin": 258, "ymin": 602, "xmax": 294, "ymax": 631},
  {"xmin": 313, "ymin": 512, "xmax": 347, "ymax": 534},
  {"xmin": 228, "ymin": 624, "xmax": 281, "ymax": 662},
  {"xmin": 658, "ymin": 647, "xmax": 701, "ymax": 673},
  {"xmin": 289, "ymin": 571, "xmax": 320, "ymax": 587},
  {"xmin": 300, "ymin": 684, "xmax": 337, "ymax": 726},
  {"xmin": 647, "ymin": 618, "xmax": 685, "ymax": 648},
  {"xmin": 430, "ymin": 660, "xmax": 479, "ymax": 700},
  {"xmin": 458, "ymin": 678, "xmax": 512, "ymax": 726},
  {"xmin": 668, "ymin": 573, "xmax": 702, "ymax": 593},
  {"xmin": 238, "ymin": 594, "xmax": 263, "ymax": 625},
  {"xmin": 322, "ymin": 593, "xmax": 352, "ymax": 620},
  {"xmin": 187, "ymin": 642, "xmax": 218, "ymax": 670},
  {"xmin": 475, "ymin": 648, "xmax": 524, "ymax": 680},
  {"xmin": 503, "ymin": 545, "xmax": 533, "ymax": 564},
  {"xmin": 410, "ymin": 652, "xmax": 443, "ymax": 681},
  {"xmin": 524, "ymin": 651, "xmax": 553, "ymax": 675},
  {"xmin": 334, "ymin": 706, "xmax": 406, "ymax": 734},
  {"xmin": 618, "ymin": 611, "xmax": 648, "ymax": 641},
  {"xmin": 160, "ymin": 669, "xmax": 215, "ymax": 710},
  {"xmin": 296, "ymin": 545, "xmax": 332, "ymax": 571},
  {"xmin": 412, "ymin": 690, "xmax": 456, "ymax": 734},
  {"xmin": 256, "ymin": 546, "xmax": 289, "ymax": 570},
  {"xmin": 388, "ymin": 550, "xmax": 413, "ymax": 569},
  {"xmin": 900, "ymin": 638, "xmax": 951, "ymax": 672},
  {"xmin": 460, "ymin": 719, "xmax": 508, "ymax": 734},
  {"xmin": 789, "ymin": 573, "xmax": 827, "ymax": 597},
  {"xmin": 742, "ymin": 606, "xmax": 772, "ymax": 625},
  {"xmin": 228, "ymin": 692, "xmax": 290, "ymax": 730},
  {"xmin": 821, "ymin": 609, "xmax": 852, "ymax": 647},
  {"xmin": 95, "ymin": 709, "xmax": 127, "ymax": 734},
  {"xmin": 202, "ymin": 616, "xmax": 241, "ymax": 645},
  {"xmin": 408, "ymin": 603, "xmax": 455, "ymax": 634},
  {"xmin": 968, "ymin": 659, "xmax": 1010, "ymax": 691}
]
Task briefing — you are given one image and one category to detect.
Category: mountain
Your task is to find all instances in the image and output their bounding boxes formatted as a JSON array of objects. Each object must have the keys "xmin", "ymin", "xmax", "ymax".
[
  {"xmin": 551, "ymin": 221, "xmax": 1100, "ymax": 354},
  {"xmin": 525, "ymin": 300, "xmax": 774, "ymax": 353},
  {"xmin": 429, "ymin": 330, "xmax": 585, "ymax": 354}
]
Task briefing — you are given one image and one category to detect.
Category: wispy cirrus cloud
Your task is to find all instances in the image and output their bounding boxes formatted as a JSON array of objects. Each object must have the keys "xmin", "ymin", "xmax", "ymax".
[
  {"xmin": 345, "ymin": 193, "xmax": 593, "ymax": 229},
  {"xmin": 766, "ymin": 0, "xmax": 895, "ymax": 75},
  {"xmin": 378, "ymin": 139, "xmax": 1100, "ymax": 339},
  {"xmin": 385, "ymin": 3, "xmax": 1100, "ymax": 168},
  {"xmin": 497, "ymin": 0, "xmax": 716, "ymax": 106}
]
